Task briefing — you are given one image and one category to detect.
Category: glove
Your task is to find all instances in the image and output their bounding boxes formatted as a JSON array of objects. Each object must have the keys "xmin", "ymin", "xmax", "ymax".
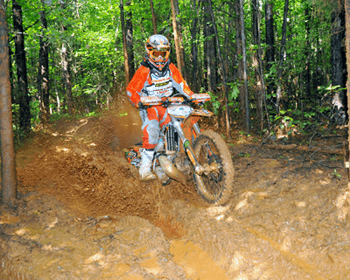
[{"xmin": 136, "ymin": 101, "xmax": 146, "ymax": 110}]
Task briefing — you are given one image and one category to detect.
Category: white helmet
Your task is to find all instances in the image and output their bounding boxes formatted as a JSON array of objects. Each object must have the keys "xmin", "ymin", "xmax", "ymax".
[{"xmin": 145, "ymin": 34, "xmax": 170, "ymax": 71}]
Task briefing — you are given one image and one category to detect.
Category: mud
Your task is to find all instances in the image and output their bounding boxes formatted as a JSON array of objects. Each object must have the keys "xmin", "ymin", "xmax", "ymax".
[{"xmin": 1, "ymin": 97, "xmax": 350, "ymax": 279}]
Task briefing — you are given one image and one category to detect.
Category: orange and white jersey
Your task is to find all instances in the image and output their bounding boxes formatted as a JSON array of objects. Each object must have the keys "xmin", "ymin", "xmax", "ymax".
[
  {"xmin": 126, "ymin": 62, "xmax": 193, "ymax": 107},
  {"xmin": 145, "ymin": 70, "xmax": 173, "ymax": 97}
]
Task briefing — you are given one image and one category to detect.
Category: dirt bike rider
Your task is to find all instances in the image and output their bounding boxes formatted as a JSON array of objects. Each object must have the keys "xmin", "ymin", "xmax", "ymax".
[{"xmin": 126, "ymin": 34, "xmax": 194, "ymax": 181}]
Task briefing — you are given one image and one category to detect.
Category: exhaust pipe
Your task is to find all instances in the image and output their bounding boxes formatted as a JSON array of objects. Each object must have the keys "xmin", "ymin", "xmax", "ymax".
[{"xmin": 158, "ymin": 155, "xmax": 187, "ymax": 184}]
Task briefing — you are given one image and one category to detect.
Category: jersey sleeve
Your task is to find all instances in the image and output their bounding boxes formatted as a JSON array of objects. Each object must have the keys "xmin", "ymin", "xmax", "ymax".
[
  {"xmin": 169, "ymin": 63, "xmax": 194, "ymax": 98},
  {"xmin": 126, "ymin": 65, "xmax": 150, "ymax": 107}
]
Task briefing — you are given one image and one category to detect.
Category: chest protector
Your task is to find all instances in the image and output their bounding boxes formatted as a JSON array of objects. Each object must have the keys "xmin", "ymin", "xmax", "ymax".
[{"xmin": 144, "ymin": 68, "xmax": 173, "ymax": 98}]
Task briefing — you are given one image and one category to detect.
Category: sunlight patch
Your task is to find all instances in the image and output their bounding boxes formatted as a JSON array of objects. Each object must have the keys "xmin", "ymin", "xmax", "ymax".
[
  {"xmin": 55, "ymin": 146, "xmax": 70, "ymax": 153},
  {"xmin": 228, "ymin": 251, "xmax": 245, "ymax": 274},
  {"xmin": 66, "ymin": 118, "xmax": 88, "ymax": 134},
  {"xmin": 45, "ymin": 218, "xmax": 58, "ymax": 230},
  {"xmin": 206, "ymin": 205, "xmax": 230, "ymax": 216},
  {"xmin": 295, "ymin": 201, "xmax": 306, "ymax": 208},
  {"xmin": 15, "ymin": 228, "xmax": 27, "ymax": 236},
  {"xmin": 42, "ymin": 244, "xmax": 60, "ymax": 251},
  {"xmin": 234, "ymin": 191, "xmax": 254, "ymax": 212},
  {"xmin": 216, "ymin": 214, "xmax": 224, "ymax": 221},
  {"xmin": 334, "ymin": 185, "xmax": 350, "ymax": 221},
  {"xmin": 85, "ymin": 252, "xmax": 104, "ymax": 265}
]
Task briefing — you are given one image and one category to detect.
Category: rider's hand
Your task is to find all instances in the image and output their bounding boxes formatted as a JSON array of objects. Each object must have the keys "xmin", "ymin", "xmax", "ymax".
[{"xmin": 136, "ymin": 101, "xmax": 146, "ymax": 110}]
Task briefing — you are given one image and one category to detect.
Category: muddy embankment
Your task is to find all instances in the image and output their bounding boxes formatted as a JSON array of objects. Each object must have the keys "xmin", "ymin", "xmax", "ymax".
[{"xmin": 1, "ymin": 97, "xmax": 350, "ymax": 279}]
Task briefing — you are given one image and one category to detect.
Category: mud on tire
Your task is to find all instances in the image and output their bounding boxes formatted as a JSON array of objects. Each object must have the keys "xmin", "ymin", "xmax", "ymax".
[{"xmin": 192, "ymin": 130, "xmax": 234, "ymax": 205}]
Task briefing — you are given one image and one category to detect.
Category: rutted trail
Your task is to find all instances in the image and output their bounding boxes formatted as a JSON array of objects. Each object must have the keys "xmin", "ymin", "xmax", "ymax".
[{"xmin": 1, "ymin": 99, "xmax": 350, "ymax": 279}]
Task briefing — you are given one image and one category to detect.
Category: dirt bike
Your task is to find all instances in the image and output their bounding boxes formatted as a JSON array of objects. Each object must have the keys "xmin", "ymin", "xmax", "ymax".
[{"xmin": 124, "ymin": 93, "xmax": 234, "ymax": 206}]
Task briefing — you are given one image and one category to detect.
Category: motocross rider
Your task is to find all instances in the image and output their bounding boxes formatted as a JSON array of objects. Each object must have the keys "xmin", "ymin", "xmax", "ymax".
[{"xmin": 126, "ymin": 34, "xmax": 194, "ymax": 181}]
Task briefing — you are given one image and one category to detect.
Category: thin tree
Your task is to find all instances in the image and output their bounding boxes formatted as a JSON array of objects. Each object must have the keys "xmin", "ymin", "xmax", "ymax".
[
  {"xmin": 0, "ymin": 0, "xmax": 17, "ymax": 206},
  {"xmin": 120, "ymin": 0, "xmax": 134, "ymax": 84},
  {"xmin": 304, "ymin": 2, "xmax": 311, "ymax": 99},
  {"xmin": 189, "ymin": 0, "xmax": 200, "ymax": 91},
  {"xmin": 252, "ymin": 0, "xmax": 264, "ymax": 130},
  {"xmin": 149, "ymin": 0, "xmax": 157, "ymax": 34},
  {"xmin": 171, "ymin": 0, "xmax": 186, "ymax": 79},
  {"xmin": 207, "ymin": 0, "xmax": 230, "ymax": 137},
  {"xmin": 275, "ymin": 0, "xmax": 289, "ymax": 114},
  {"xmin": 60, "ymin": 1, "xmax": 73, "ymax": 114},
  {"xmin": 13, "ymin": 0, "xmax": 31, "ymax": 133},
  {"xmin": 125, "ymin": 1, "xmax": 135, "ymax": 79},
  {"xmin": 120, "ymin": 0, "xmax": 129, "ymax": 85},
  {"xmin": 235, "ymin": 0, "xmax": 246, "ymax": 124},
  {"xmin": 265, "ymin": 0, "xmax": 275, "ymax": 107},
  {"xmin": 38, "ymin": 0, "xmax": 50, "ymax": 123},
  {"xmin": 239, "ymin": 0, "xmax": 250, "ymax": 132},
  {"xmin": 331, "ymin": 0, "xmax": 346, "ymax": 124},
  {"xmin": 225, "ymin": 2, "xmax": 236, "ymax": 82},
  {"xmin": 203, "ymin": 0, "xmax": 217, "ymax": 93},
  {"xmin": 344, "ymin": 0, "xmax": 350, "ymax": 179}
]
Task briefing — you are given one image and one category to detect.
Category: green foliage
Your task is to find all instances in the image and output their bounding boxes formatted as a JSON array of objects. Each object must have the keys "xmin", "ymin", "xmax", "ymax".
[
  {"xmin": 4, "ymin": 0, "xmax": 341, "ymax": 140},
  {"xmin": 331, "ymin": 169, "xmax": 341, "ymax": 180}
]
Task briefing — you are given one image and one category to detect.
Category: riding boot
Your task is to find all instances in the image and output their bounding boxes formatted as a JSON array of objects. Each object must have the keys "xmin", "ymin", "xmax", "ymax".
[{"xmin": 139, "ymin": 149, "xmax": 157, "ymax": 181}]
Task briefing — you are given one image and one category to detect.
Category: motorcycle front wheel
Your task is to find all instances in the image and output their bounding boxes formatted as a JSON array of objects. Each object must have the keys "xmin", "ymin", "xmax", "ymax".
[{"xmin": 193, "ymin": 130, "xmax": 234, "ymax": 205}]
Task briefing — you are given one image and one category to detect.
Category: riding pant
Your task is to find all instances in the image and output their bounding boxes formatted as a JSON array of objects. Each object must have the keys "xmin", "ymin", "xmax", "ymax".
[{"xmin": 140, "ymin": 106, "xmax": 171, "ymax": 149}]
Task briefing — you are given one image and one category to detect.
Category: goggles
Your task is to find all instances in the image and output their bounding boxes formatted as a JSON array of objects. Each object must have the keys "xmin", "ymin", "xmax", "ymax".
[{"xmin": 148, "ymin": 48, "xmax": 169, "ymax": 61}]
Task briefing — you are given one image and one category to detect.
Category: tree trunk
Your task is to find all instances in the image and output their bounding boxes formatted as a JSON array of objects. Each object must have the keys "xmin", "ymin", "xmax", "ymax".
[
  {"xmin": 275, "ymin": 0, "xmax": 289, "ymax": 114},
  {"xmin": 120, "ymin": 0, "xmax": 129, "ymax": 85},
  {"xmin": 227, "ymin": 2, "xmax": 236, "ymax": 83},
  {"xmin": 125, "ymin": 1, "xmax": 135, "ymax": 79},
  {"xmin": 171, "ymin": 0, "xmax": 186, "ymax": 80},
  {"xmin": 60, "ymin": 1, "xmax": 72, "ymax": 114},
  {"xmin": 252, "ymin": 0, "xmax": 264, "ymax": 130},
  {"xmin": 39, "ymin": 1, "xmax": 49, "ymax": 124},
  {"xmin": 235, "ymin": 0, "xmax": 244, "ymax": 119},
  {"xmin": 304, "ymin": 3, "xmax": 311, "ymax": 99},
  {"xmin": 239, "ymin": 0, "xmax": 250, "ymax": 132},
  {"xmin": 8, "ymin": 37, "xmax": 14, "ymax": 103},
  {"xmin": 13, "ymin": 0, "xmax": 31, "ymax": 133},
  {"xmin": 344, "ymin": 0, "xmax": 350, "ymax": 179},
  {"xmin": 120, "ymin": 0, "xmax": 134, "ymax": 85},
  {"xmin": 208, "ymin": 0, "xmax": 231, "ymax": 137},
  {"xmin": 0, "ymin": 1, "xmax": 17, "ymax": 206},
  {"xmin": 190, "ymin": 0, "xmax": 199, "ymax": 92},
  {"xmin": 149, "ymin": 0, "xmax": 157, "ymax": 34},
  {"xmin": 61, "ymin": 43, "xmax": 72, "ymax": 114},
  {"xmin": 203, "ymin": 0, "xmax": 217, "ymax": 93},
  {"xmin": 265, "ymin": 0, "xmax": 275, "ymax": 107},
  {"xmin": 331, "ymin": 0, "xmax": 347, "ymax": 125}
]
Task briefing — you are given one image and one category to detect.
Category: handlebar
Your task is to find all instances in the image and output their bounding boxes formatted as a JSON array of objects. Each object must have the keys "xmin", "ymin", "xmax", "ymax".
[{"xmin": 140, "ymin": 93, "xmax": 211, "ymax": 107}]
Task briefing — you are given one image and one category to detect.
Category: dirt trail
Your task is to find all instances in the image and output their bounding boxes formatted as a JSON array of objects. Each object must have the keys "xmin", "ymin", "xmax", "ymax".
[{"xmin": 1, "ymin": 98, "xmax": 350, "ymax": 279}]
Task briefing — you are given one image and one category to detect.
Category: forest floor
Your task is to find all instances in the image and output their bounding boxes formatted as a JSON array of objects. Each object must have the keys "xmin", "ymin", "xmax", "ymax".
[{"xmin": 1, "ymin": 98, "xmax": 350, "ymax": 280}]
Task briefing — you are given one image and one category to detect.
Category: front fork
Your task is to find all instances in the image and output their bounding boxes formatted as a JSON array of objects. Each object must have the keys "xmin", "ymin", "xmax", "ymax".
[{"xmin": 171, "ymin": 117, "xmax": 216, "ymax": 175}]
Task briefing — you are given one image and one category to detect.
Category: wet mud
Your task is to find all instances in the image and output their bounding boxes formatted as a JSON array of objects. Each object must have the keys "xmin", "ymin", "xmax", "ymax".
[{"xmin": 1, "ymin": 98, "xmax": 350, "ymax": 279}]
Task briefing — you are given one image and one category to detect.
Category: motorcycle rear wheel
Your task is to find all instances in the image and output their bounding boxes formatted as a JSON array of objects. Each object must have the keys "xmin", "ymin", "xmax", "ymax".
[{"xmin": 193, "ymin": 130, "xmax": 234, "ymax": 205}]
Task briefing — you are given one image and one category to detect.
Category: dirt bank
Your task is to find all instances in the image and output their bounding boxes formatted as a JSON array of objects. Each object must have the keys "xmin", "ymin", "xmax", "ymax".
[{"xmin": 1, "ymin": 98, "xmax": 349, "ymax": 279}]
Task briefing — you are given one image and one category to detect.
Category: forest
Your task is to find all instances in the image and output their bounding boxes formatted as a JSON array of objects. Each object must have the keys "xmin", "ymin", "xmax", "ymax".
[
  {"xmin": 3, "ymin": 1, "xmax": 350, "ymax": 278},
  {"xmin": 0, "ymin": 0, "xmax": 347, "ymax": 139}
]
